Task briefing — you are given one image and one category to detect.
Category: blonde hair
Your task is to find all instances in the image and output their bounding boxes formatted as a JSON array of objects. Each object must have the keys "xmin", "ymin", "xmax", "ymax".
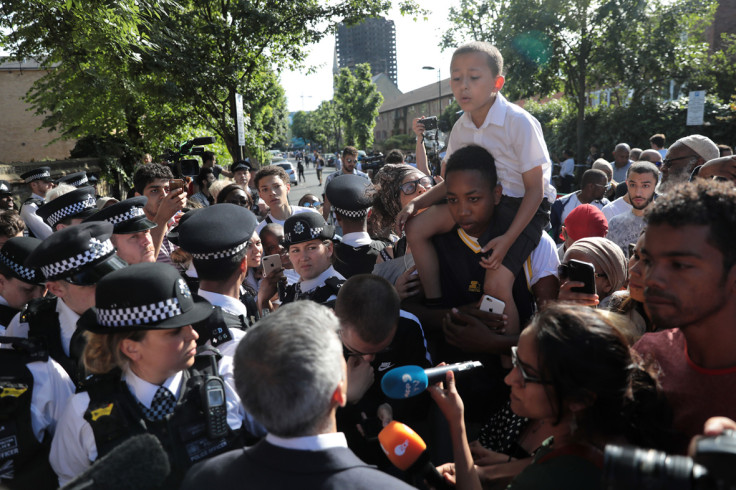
[{"xmin": 83, "ymin": 330, "xmax": 146, "ymax": 375}]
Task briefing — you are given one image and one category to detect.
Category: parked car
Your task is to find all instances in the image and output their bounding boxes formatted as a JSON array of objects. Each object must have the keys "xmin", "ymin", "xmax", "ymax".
[{"xmin": 272, "ymin": 162, "xmax": 298, "ymax": 185}]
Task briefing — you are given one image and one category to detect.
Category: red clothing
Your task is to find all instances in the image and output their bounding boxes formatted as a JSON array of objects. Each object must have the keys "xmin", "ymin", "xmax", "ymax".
[{"xmin": 633, "ymin": 328, "xmax": 736, "ymax": 451}]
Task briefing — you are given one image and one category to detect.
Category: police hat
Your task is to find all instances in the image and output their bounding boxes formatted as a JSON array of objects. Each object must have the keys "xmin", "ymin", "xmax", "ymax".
[
  {"xmin": 78, "ymin": 262, "xmax": 214, "ymax": 334},
  {"xmin": 230, "ymin": 160, "xmax": 252, "ymax": 173},
  {"xmin": 36, "ymin": 186, "xmax": 97, "ymax": 229},
  {"xmin": 165, "ymin": 208, "xmax": 202, "ymax": 246},
  {"xmin": 25, "ymin": 221, "xmax": 127, "ymax": 285},
  {"xmin": 20, "ymin": 167, "xmax": 53, "ymax": 183},
  {"xmin": 282, "ymin": 212, "xmax": 334, "ymax": 247},
  {"xmin": 177, "ymin": 204, "xmax": 258, "ymax": 261},
  {"xmin": 325, "ymin": 174, "xmax": 373, "ymax": 219},
  {"xmin": 83, "ymin": 196, "xmax": 157, "ymax": 234},
  {"xmin": 0, "ymin": 237, "xmax": 44, "ymax": 285},
  {"xmin": 56, "ymin": 171, "xmax": 89, "ymax": 188},
  {"xmin": 0, "ymin": 181, "xmax": 12, "ymax": 196}
]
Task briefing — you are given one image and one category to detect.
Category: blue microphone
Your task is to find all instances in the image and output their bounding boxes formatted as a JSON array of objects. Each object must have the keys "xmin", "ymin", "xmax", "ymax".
[{"xmin": 381, "ymin": 361, "xmax": 483, "ymax": 399}]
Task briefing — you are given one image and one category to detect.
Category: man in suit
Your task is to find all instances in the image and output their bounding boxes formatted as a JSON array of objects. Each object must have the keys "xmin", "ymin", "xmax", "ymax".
[{"xmin": 181, "ymin": 301, "xmax": 413, "ymax": 490}]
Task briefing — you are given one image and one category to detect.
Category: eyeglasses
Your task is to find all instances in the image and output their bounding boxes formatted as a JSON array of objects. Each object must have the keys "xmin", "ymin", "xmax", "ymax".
[
  {"xmin": 662, "ymin": 155, "xmax": 698, "ymax": 168},
  {"xmin": 511, "ymin": 346, "xmax": 551, "ymax": 387},
  {"xmin": 399, "ymin": 176, "xmax": 433, "ymax": 195},
  {"xmin": 339, "ymin": 330, "xmax": 393, "ymax": 358},
  {"xmin": 302, "ymin": 201, "xmax": 322, "ymax": 208},
  {"xmin": 557, "ymin": 263, "xmax": 607, "ymax": 280}
]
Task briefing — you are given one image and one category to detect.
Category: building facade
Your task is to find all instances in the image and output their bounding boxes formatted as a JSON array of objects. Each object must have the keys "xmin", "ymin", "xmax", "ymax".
[{"xmin": 335, "ymin": 17, "xmax": 397, "ymax": 85}]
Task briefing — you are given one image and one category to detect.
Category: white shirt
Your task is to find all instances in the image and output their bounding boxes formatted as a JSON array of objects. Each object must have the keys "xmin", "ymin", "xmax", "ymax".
[
  {"xmin": 560, "ymin": 158, "xmax": 575, "ymax": 177},
  {"xmin": 20, "ymin": 193, "xmax": 53, "ymax": 239},
  {"xmin": 27, "ymin": 358, "xmax": 75, "ymax": 442},
  {"xmin": 611, "ymin": 160, "xmax": 633, "ymax": 183},
  {"xmin": 556, "ymin": 192, "xmax": 608, "ymax": 225},
  {"xmin": 296, "ymin": 265, "xmax": 345, "ymax": 304},
  {"xmin": 341, "ymin": 231, "xmax": 373, "ymax": 248},
  {"xmin": 266, "ymin": 432, "xmax": 348, "ymax": 451},
  {"xmin": 255, "ymin": 205, "xmax": 319, "ymax": 234},
  {"xmin": 50, "ymin": 366, "xmax": 246, "ymax": 486},
  {"xmin": 602, "ymin": 196, "xmax": 632, "ymax": 222},
  {"xmin": 446, "ymin": 93, "xmax": 556, "ymax": 202},
  {"xmin": 6, "ymin": 298, "xmax": 80, "ymax": 356}
]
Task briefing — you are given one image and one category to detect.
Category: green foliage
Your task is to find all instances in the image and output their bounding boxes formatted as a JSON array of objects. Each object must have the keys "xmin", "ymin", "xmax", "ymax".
[
  {"xmin": 439, "ymin": 100, "xmax": 463, "ymax": 133},
  {"xmin": 378, "ymin": 133, "xmax": 415, "ymax": 152},
  {"xmin": 333, "ymin": 64, "xmax": 384, "ymax": 150}
]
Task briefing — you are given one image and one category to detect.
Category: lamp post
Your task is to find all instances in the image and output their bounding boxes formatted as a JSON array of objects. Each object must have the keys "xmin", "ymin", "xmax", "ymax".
[{"xmin": 422, "ymin": 66, "xmax": 442, "ymax": 118}]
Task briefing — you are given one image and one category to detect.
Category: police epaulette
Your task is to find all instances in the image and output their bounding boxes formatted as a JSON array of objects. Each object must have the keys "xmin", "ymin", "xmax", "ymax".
[{"xmin": 324, "ymin": 276, "xmax": 344, "ymax": 293}]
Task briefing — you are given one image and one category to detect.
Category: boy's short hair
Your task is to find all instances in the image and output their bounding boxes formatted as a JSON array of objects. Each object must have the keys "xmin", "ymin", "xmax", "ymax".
[
  {"xmin": 202, "ymin": 151, "xmax": 215, "ymax": 163},
  {"xmin": 0, "ymin": 210, "xmax": 25, "ymax": 238},
  {"xmin": 342, "ymin": 146, "xmax": 359, "ymax": 158},
  {"xmin": 649, "ymin": 134, "xmax": 666, "ymax": 148},
  {"xmin": 627, "ymin": 161, "xmax": 659, "ymax": 180},
  {"xmin": 133, "ymin": 163, "xmax": 174, "ymax": 195},
  {"xmin": 385, "ymin": 149, "xmax": 404, "ymax": 164},
  {"xmin": 453, "ymin": 41, "xmax": 504, "ymax": 77},
  {"xmin": 334, "ymin": 274, "xmax": 399, "ymax": 344},
  {"xmin": 254, "ymin": 165, "xmax": 290, "ymax": 190},
  {"xmin": 444, "ymin": 145, "xmax": 498, "ymax": 190}
]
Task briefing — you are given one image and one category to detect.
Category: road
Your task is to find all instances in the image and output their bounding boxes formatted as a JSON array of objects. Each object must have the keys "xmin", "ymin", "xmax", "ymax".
[{"xmin": 280, "ymin": 158, "xmax": 336, "ymax": 206}]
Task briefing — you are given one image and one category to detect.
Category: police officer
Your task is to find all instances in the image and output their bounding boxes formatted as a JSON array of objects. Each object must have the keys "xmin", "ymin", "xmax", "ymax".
[
  {"xmin": 83, "ymin": 196, "xmax": 158, "ymax": 265},
  {"xmin": 325, "ymin": 174, "xmax": 387, "ymax": 278},
  {"xmin": 6, "ymin": 222, "xmax": 127, "ymax": 385},
  {"xmin": 0, "ymin": 336, "xmax": 75, "ymax": 488},
  {"xmin": 0, "ymin": 180, "xmax": 15, "ymax": 210},
  {"xmin": 0, "ymin": 237, "xmax": 45, "ymax": 333},
  {"xmin": 55, "ymin": 171, "xmax": 89, "ymax": 188},
  {"xmin": 50, "ymin": 263, "xmax": 244, "ymax": 487},
  {"xmin": 35, "ymin": 186, "xmax": 98, "ymax": 232},
  {"xmin": 274, "ymin": 213, "xmax": 345, "ymax": 308},
  {"xmin": 19, "ymin": 166, "xmax": 54, "ymax": 239}
]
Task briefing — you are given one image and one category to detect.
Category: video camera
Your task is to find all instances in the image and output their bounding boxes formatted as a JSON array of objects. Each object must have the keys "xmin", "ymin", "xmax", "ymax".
[
  {"xmin": 361, "ymin": 153, "xmax": 385, "ymax": 173},
  {"xmin": 159, "ymin": 136, "xmax": 216, "ymax": 178},
  {"xmin": 603, "ymin": 430, "xmax": 736, "ymax": 489}
]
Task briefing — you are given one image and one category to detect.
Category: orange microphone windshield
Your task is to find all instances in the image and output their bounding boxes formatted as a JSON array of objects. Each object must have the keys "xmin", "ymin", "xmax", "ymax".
[{"xmin": 378, "ymin": 421, "xmax": 427, "ymax": 471}]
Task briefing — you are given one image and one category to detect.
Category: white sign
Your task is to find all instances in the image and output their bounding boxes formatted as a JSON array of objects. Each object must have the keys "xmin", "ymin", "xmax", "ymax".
[
  {"xmin": 686, "ymin": 90, "xmax": 705, "ymax": 126},
  {"xmin": 235, "ymin": 93, "xmax": 245, "ymax": 146}
]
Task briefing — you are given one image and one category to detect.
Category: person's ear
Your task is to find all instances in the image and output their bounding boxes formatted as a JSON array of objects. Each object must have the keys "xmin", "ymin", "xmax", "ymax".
[
  {"xmin": 494, "ymin": 75, "xmax": 505, "ymax": 91},
  {"xmin": 121, "ymin": 338, "xmax": 142, "ymax": 362},
  {"xmin": 239, "ymin": 254, "xmax": 248, "ymax": 275},
  {"xmin": 46, "ymin": 280, "xmax": 67, "ymax": 299},
  {"xmin": 562, "ymin": 227, "xmax": 569, "ymax": 241},
  {"xmin": 493, "ymin": 183, "xmax": 503, "ymax": 205}
]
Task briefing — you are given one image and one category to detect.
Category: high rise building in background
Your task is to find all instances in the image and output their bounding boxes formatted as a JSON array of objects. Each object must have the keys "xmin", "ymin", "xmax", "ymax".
[{"xmin": 334, "ymin": 17, "xmax": 397, "ymax": 85}]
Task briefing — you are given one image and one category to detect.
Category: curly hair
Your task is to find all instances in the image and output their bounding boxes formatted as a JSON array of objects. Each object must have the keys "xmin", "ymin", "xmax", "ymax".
[
  {"xmin": 645, "ymin": 180, "xmax": 736, "ymax": 271},
  {"xmin": 83, "ymin": 330, "xmax": 146, "ymax": 375},
  {"xmin": 368, "ymin": 163, "xmax": 420, "ymax": 238}
]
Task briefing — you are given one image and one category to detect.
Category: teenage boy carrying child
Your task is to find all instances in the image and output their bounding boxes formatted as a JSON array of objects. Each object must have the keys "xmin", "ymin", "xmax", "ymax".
[{"xmin": 399, "ymin": 41, "xmax": 556, "ymax": 343}]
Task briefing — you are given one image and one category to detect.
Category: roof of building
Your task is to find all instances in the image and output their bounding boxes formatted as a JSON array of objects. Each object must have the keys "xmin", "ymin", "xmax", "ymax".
[
  {"xmin": 0, "ymin": 58, "xmax": 59, "ymax": 71},
  {"xmin": 379, "ymin": 78, "xmax": 453, "ymax": 113}
]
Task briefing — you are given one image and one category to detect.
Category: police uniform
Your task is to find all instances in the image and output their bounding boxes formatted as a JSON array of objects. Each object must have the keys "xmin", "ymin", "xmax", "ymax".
[
  {"xmin": 325, "ymin": 174, "xmax": 387, "ymax": 279},
  {"xmin": 35, "ymin": 186, "xmax": 98, "ymax": 231},
  {"xmin": 50, "ymin": 263, "xmax": 245, "ymax": 488},
  {"xmin": 55, "ymin": 171, "xmax": 89, "ymax": 188},
  {"xmin": 280, "ymin": 213, "xmax": 345, "ymax": 307},
  {"xmin": 0, "ymin": 237, "xmax": 44, "ymax": 334},
  {"xmin": 0, "ymin": 180, "xmax": 14, "ymax": 210},
  {"xmin": 83, "ymin": 195, "xmax": 158, "ymax": 260},
  {"xmin": 0, "ymin": 337, "xmax": 75, "ymax": 489},
  {"xmin": 18, "ymin": 167, "xmax": 53, "ymax": 239},
  {"xmin": 6, "ymin": 222, "xmax": 127, "ymax": 386}
]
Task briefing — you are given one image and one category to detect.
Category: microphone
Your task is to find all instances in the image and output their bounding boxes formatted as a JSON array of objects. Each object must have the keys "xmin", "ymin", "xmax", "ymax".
[
  {"xmin": 62, "ymin": 434, "xmax": 170, "ymax": 490},
  {"xmin": 381, "ymin": 361, "xmax": 483, "ymax": 399},
  {"xmin": 379, "ymin": 421, "xmax": 451, "ymax": 490}
]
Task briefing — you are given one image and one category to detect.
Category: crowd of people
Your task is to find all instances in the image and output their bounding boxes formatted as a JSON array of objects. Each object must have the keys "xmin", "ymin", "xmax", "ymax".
[{"xmin": 0, "ymin": 40, "xmax": 735, "ymax": 490}]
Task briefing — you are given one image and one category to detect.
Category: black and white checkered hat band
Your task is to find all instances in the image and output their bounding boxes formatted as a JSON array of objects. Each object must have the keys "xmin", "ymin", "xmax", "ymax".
[
  {"xmin": 285, "ymin": 226, "xmax": 325, "ymax": 243},
  {"xmin": 0, "ymin": 184, "xmax": 9, "ymax": 192},
  {"xmin": 107, "ymin": 206, "xmax": 145, "ymax": 226},
  {"xmin": 191, "ymin": 240, "xmax": 248, "ymax": 260},
  {"xmin": 333, "ymin": 206, "xmax": 369, "ymax": 218},
  {"xmin": 24, "ymin": 170, "xmax": 50, "ymax": 183},
  {"xmin": 0, "ymin": 253, "xmax": 37, "ymax": 283},
  {"xmin": 46, "ymin": 196, "xmax": 97, "ymax": 227},
  {"xmin": 69, "ymin": 177, "xmax": 88, "ymax": 187},
  {"xmin": 40, "ymin": 237, "xmax": 114, "ymax": 279},
  {"xmin": 97, "ymin": 298, "xmax": 182, "ymax": 327}
]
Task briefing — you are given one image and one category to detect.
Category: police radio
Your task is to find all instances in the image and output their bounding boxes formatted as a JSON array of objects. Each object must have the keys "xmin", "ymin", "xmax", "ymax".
[{"xmin": 201, "ymin": 355, "xmax": 228, "ymax": 439}]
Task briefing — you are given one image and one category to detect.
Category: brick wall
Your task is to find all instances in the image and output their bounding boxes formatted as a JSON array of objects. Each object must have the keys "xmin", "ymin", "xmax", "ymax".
[{"xmin": 0, "ymin": 68, "xmax": 77, "ymax": 163}]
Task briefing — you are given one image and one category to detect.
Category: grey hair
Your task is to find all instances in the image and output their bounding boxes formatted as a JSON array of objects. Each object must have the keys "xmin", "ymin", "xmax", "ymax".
[{"xmin": 234, "ymin": 301, "xmax": 344, "ymax": 437}]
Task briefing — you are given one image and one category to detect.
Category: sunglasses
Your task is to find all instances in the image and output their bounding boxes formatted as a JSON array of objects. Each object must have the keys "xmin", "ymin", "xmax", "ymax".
[
  {"xmin": 399, "ymin": 176, "xmax": 433, "ymax": 196},
  {"xmin": 511, "ymin": 346, "xmax": 551, "ymax": 387},
  {"xmin": 302, "ymin": 201, "xmax": 322, "ymax": 208},
  {"xmin": 662, "ymin": 155, "xmax": 698, "ymax": 168}
]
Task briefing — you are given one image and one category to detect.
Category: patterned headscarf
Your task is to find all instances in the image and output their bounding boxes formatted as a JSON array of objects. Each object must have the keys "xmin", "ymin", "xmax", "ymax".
[{"xmin": 369, "ymin": 164, "xmax": 422, "ymax": 239}]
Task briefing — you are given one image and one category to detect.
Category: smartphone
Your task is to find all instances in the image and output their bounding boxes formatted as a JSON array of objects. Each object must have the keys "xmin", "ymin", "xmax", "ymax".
[
  {"xmin": 480, "ymin": 294, "xmax": 506, "ymax": 315},
  {"xmin": 567, "ymin": 259, "xmax": 596, "ymax": 295},
  {"xmin": 170, "ymin": 178, "xmax": 187, "ymax": 191},
  {"xmin": 262, "ymin": 254, "xmax": 282, "ymax": 276}
]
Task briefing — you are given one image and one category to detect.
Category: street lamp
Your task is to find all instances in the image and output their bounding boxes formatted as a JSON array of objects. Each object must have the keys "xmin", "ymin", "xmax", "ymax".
[{"xmin": 422, "ymin": 66, "xmax": 442, "ymax": 118}]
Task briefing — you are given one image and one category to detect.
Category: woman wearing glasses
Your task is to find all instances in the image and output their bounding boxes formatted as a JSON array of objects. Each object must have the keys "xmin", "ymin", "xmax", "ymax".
[{"xmin": 430, "ymin": 304, "xmax": 669, "ymax": 490}]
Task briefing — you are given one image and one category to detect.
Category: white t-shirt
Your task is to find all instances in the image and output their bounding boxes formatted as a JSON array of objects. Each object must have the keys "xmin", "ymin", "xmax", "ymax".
[
  {"xmin": 602, "ymin": 196, "xmax": 632, "ymax": 222},
  {"xmin": 607, "ymin": 211, "xmax": 646, "ymax": 257},
  {"xmin": 445, "ymin": 92, "xmax": 556, "ymax": 203},
  {"xmin": 255, "ymin": 205, "xmax": 319, "ymax": 234},
  {"xmin": 560, "ymin": 158, "xmax": 575, "ymax": 177}
]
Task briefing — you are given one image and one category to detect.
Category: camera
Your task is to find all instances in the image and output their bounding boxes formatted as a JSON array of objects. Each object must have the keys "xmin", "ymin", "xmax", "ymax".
[
  {"xmin": 159, "ymin": 136, "xmax": 216, "ymax": 177},
  {"xmin": 603, "ymin": 430, "xmax": 736, "ymax": 489},
  {"xmin": 418, "ymin": 116, "xmax": 438, "ymax": 131}
]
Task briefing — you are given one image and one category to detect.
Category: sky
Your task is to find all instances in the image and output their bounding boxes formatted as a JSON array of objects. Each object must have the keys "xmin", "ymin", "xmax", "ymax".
[{"xmin": 280, "ymin": 0, "xmax": 458, "ymax": 113}]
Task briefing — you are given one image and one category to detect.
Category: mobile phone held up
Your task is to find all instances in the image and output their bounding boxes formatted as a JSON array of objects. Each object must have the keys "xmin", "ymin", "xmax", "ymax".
[
  {"xmin": 567, "ymin": 259, "xmax": 596, "ymax": 295},
  {"xmin": 262, "ymin": 254, "xmax": 282, "ymax": 277},
  {"xmin": 479, "ymin": 294, "xmax": 506, "ymax": 315}
]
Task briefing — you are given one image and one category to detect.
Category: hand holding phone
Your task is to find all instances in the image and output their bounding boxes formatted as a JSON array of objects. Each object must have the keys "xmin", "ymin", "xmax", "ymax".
[
  {"xmin": 479, "ymin": 294, "xmax": 505, "ymax": 315},
  {"xmin": 262, "ymin": 254, "xmax": 282, "ymax": 277},
  {"xmin": 566, "ymin": 259, "xmax": 597, "ymax": 295}
]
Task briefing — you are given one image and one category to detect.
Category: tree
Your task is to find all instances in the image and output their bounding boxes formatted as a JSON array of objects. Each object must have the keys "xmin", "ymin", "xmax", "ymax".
[{"xmin": 333, "ymin": 64, "xmax": 383, "ymax": 150}]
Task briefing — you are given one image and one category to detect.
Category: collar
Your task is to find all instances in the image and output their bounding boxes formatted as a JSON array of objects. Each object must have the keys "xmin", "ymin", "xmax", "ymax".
[
  {"xmin": 266, "ymin": 432, "xmax": 348, "ymax": 451},
  {"xmin": 459, "ymin": 92, "xmax": 508, "ymax": 130},
  {"xmin": 123, "ymin": 367, "xmax": 183, "ymax": 408},
  {"xmin": 456, "ymin": 228, "xmax": 481, "ymax": 253},
  {"xmin": 31, "ymin": 193, "xmax": 45, "ymax": 201},
  {"xmin": 299, "ymin": 265, "xmax": 345, "ymax": 292},
  {"xmin": 197, "ymin": 289, "xmax": 248, "ymax": 317},
  {"xmin": 57, "ymin": 297, "xmax": 81, "ymax": 338},
  {"xmin": 341, "ymin": 232, "xmax": 372, "ymax": 247}
]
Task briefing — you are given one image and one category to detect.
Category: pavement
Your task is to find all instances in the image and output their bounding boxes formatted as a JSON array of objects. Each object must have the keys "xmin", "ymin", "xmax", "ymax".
[{"xmin": 280, "ymin": 158, "xmax": 337, "ymax": 205}]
